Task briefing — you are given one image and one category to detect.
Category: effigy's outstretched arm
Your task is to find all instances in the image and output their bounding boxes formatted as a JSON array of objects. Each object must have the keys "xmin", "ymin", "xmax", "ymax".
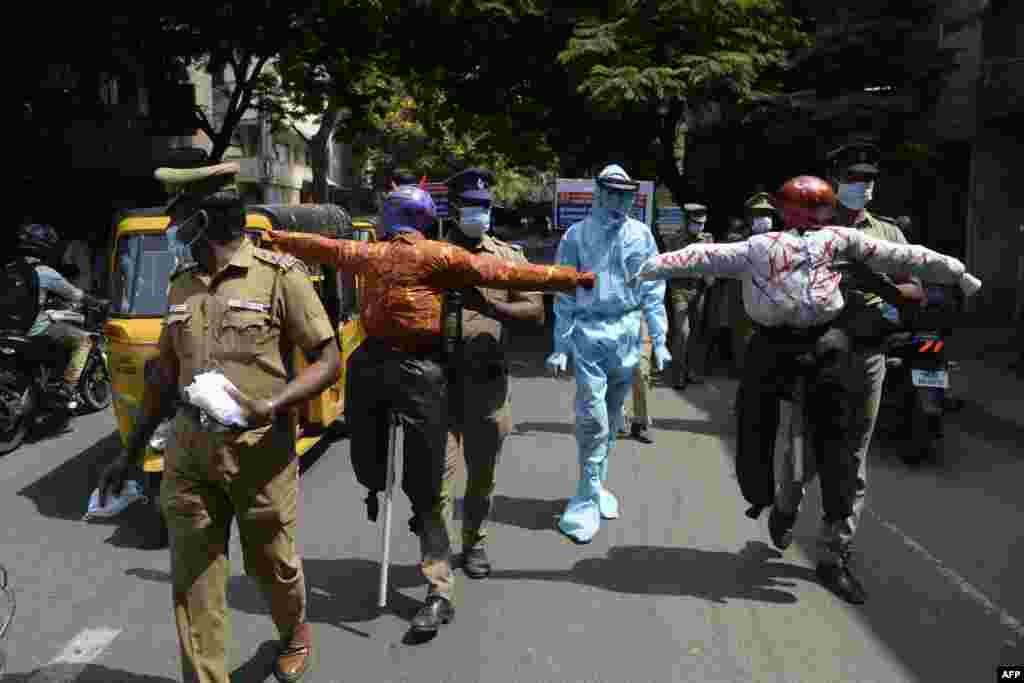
[
  {"xmin": 433, "ymin": 244, "xmax": 595, "ymax": 292},
  {"xmin": 265, "ymin": 231, "xmax": 388, "ymax": 274}
]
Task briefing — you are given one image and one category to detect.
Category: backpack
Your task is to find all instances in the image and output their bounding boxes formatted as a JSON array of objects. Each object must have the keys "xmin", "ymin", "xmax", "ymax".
[{"xmin": 0, "ymin": 259, "xmax": 41, "ymax": 335}]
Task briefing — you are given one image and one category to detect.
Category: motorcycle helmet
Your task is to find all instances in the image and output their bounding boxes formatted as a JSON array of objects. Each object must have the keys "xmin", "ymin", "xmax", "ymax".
[
  {"xmin": 776, "ymin": 176, "xmax": 836, "ymax": 230},
  {"xmin": 16, "ymin": 223, "xmax": 60, "ymax": 258},
  {"xmin": 380, "ymin": 185, "xmax": 436, "ymax": 239}
]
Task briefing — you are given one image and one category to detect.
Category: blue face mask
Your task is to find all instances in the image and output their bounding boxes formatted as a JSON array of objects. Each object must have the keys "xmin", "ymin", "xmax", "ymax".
[
  {"xmin": 837, "ymin": 181, "xmax": 874, "ymax": 210},
  {"xmin": 457, "ymin": 206, "xmax": 491, "ymax": 238}
]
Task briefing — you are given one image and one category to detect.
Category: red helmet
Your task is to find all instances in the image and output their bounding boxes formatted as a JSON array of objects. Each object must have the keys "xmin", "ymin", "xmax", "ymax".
[{"xmin": 775, "ymin": 175, "xmax": 836, "ymax": 229}]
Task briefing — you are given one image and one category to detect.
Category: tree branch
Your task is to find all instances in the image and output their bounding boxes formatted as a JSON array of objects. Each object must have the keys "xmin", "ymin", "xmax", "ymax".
[{"xmin": 193, "ymin": 104, "xmax": 216, "ymax": 141}]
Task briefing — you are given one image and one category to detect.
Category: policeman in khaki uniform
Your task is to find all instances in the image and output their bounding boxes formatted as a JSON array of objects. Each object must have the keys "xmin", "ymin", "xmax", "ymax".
[
  {"xmin": 98, "ymin": 162, "xmax": 340, "ymax": 683},
  {"xmin": 768, "ymin": 141, "xmax": 925, "ymax": 605},
  {"xmin": 441, "ymin": 168, "xmax": 545, "ymax": 578},
  {"xmin": 664, "ymin": 202, "xmax": 714, "ymax": 389}
]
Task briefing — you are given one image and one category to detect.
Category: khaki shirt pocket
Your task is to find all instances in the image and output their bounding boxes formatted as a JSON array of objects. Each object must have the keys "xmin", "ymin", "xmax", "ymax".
[
  {"xmin": 218, "ymin": 310, "xmax": 280, "ymax": 360},
  {"xmin": 164, "ymin": 311, "xmax": 194, "ymax": 359}
]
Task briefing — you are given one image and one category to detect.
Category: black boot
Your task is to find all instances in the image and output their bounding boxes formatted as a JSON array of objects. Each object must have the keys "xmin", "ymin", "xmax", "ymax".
[
  {"xmin": 630, "ymin": 423, "xmax": 654, "ymax": 444},
  {"xmin": 462, "ymin": 547, "xmax": 492, "ymax": 579},
  {"xmin": 768, "ymin": 505, "xmax": 797, "ymax": 550},
  {"xmin": 411, "ymin": 595, "xmax": 454, "ymax": 633},
  {"xmin": 816, "ymin": 550, "xmax": 867, "ymax": 605}
]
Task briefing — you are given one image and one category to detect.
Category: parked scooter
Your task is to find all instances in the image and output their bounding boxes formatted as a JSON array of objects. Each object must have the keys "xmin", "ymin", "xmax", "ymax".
[{"xmin": 0, "ymin": 298, "xmax": 110, "ymax": 455}]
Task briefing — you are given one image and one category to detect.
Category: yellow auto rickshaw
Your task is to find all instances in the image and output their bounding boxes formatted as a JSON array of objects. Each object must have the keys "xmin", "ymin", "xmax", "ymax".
[{"xmin": 104, "ymin": 204, "xmax": 374, "ymax": 546}]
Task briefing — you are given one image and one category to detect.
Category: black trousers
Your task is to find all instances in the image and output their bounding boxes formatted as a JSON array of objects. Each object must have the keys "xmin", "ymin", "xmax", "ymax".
[
  {"xmin": 735, "ymin": 326, "xmax": 850, "ymax": 522},
  {"xmin": 346, "ymin": 340, "xmax": 451, "ymax": 560}
]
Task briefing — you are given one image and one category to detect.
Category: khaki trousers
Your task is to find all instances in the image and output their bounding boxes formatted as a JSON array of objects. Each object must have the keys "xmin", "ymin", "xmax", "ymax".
[{"xmin": 160, "ymin": 413, "xmax": 305, "ymax": 683}]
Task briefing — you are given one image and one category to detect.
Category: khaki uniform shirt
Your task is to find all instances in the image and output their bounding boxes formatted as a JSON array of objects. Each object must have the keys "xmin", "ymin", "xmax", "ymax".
[
  {"xmin": 662, "ymin": 228, "xmax": 713, "ymax": 306},
  {"xmin": 163, "ymin": 239, "xmax": 335, "ymax": 437},
  {"xmin": 844, "ymin": 211, "xmax": 912, "ymax": 311},
  {"xmin": 457, "ymin": 234, "xmax": 542, "ymax": 371}
]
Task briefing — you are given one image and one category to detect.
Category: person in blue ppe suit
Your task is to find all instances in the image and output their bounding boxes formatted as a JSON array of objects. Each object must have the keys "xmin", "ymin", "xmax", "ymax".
[{"xmin": 546, "ymin": 164, "xmax": 670, "ymax": 544}]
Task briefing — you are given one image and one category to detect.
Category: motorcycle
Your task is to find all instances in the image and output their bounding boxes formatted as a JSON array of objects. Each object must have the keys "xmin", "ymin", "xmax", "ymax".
[
  {"xmin": 44, "ymin": 299, "xmax": 112, "ymax": 414},
  {"xmin": 877, "ymin": 284, "xmax": 960, "ymax": 465},
  {"xmin": 0, "ymin": 299, "xmax": 111, "ymax": 455}
]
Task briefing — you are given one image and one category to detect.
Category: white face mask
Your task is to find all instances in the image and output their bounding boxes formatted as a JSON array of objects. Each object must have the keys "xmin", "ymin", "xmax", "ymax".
[
  {"xmin": 837, "ymin": 181, "xmax": 875, "ymax": 210},
  {"xmin": 457, "ymin": 206, "xmax": 491, "ymax": 238},
  {"xmin": 751, "ymin": 216, "xmax": 773, "ymax": 234}
]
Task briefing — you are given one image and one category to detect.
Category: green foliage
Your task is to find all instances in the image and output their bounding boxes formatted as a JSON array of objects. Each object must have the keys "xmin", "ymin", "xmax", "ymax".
[{"xmin": 558, "ymin": 0, "xmax": 809, "ymax": 113}]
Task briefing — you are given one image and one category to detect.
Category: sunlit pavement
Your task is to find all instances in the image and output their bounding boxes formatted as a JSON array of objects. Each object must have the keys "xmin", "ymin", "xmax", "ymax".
[{"xmin": 1, "ymin": 325, "xmax": 1021, "ymax": 682}]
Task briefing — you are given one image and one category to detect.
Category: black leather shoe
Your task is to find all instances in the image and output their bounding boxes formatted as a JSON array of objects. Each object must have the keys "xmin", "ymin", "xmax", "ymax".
[
  {"xmin": 768, "ymin": 506, "xmax": 797, "ymax": 550},
  {"xmin": 411, "ymin": 595, "xmax": 454, "ymax": 633},
  {"xmin": 462, "ymin": 547, "xmax": 492, "ymax": 579},
  {"xmin": 630, "ymin": 423, "xmax": 654, "ymax": 444},
  {"xmin": 816, "ymin": 561, "xmax": 867, "ymax": 605}
]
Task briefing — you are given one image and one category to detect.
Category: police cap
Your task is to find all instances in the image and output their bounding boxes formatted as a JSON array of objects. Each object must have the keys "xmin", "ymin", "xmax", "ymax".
[
  {"xmin": 826, "ymin": 141, "xmax": 881, "ymax": 178},
  {"xmin": 155, "ymin": 162, "xmax": 241, "ymax": 212},
  {"xmin": 446, "ymin": 167, "xmax": 496, "ymax": 205}
]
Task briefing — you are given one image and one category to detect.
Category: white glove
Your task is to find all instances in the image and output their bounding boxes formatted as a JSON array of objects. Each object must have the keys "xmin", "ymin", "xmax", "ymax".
[
  {"xmin": 653, "ymin": 345, "xmax": 672, "ymax": 372},
  {"xmin": 960, "ymin": 272, "xmax": 982, "ymax": 297},
  {"xmin": 546, "ymin": 352, "xmax": 568, "ymax": 377},
  {"xmin": 183, "ymin": 371, "xmax": 248, "ymax": 427},
  {"xmin": 629, "ymin": 259, "xmax": 654, "ymax": 285}
]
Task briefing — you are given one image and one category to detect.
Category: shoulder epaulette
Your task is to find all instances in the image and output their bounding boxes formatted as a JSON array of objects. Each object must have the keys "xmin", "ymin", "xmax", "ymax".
[
  {"xmin": 253, "ymin": 247, "xmax": 299, "ymax": 271},
  {"xmin": 169, "ymin": 262, "xmax": 199, "ymax": 281}
]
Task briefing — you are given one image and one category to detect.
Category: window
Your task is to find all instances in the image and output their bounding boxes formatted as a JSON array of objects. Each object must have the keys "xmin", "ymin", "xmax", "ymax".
[{"xmin": 110, "ymin": 233, "xmax": 181, "ymax": 317}]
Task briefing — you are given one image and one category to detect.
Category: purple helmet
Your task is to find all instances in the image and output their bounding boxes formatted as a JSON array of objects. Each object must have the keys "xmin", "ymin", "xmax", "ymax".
[{"xmin": 380, "ymin": 185, "xmax": 436, "ymax": 239}]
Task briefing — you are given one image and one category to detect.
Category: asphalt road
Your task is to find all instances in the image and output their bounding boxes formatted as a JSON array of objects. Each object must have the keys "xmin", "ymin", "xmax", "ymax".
[{"xmin": 1, "ymin": 328, "xmax": 1021, "ymax": 683}]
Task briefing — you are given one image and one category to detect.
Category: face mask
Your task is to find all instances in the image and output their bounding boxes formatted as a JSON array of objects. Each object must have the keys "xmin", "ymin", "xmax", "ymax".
[
  {"xmin": 167, "ymin": 210, "xmax": 206, "ymax": 268},
  {"xmin": 593, "ymin": 187, "xmax": 635, "ymax": 225},
  {"xmin": 837, "ymin": 182, "xmax": 874, "ymax": 210},
  {"xmin": 457, "ymin": 206, "xmax": 491, "ymax": 238},
  {"xmin": 687, "ymin": 220, "xmax": 706, "ymax": 235},
  {"xmin": 751, "ymin": 216, "xmax": 773, "ymax": 234}
]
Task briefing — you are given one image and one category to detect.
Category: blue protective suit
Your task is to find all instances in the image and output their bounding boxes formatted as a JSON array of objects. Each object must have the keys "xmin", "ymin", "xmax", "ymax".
[{"xmin": 551, "ymin": 180, "xmax": 668, "ymax": 543}]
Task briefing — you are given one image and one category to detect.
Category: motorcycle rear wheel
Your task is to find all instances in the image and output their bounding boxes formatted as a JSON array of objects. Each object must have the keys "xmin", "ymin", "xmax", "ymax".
[{"xmin": 78, "ymin": 354, "xmax": 112, "ymax": 412}]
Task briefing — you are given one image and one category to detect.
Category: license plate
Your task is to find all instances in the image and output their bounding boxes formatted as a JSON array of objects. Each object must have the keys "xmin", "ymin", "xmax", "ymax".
[{"xmin": 911, "ymin": 368, "xmax": 949, "ymax": 389}]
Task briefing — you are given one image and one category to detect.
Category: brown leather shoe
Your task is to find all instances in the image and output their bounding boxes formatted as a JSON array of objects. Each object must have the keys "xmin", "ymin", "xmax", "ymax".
[{"xmin": 274, "ymin": 622, "xmax": 313, "ymax": 683}]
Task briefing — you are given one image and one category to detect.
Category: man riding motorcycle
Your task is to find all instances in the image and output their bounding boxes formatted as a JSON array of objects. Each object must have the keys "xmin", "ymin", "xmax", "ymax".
[
  {"xmin": 632, "ymin": 175, "xmax": 982, "ymax": 605},
  {"xmin": 14, "ymin": 223, "xmax": 107, "ymax": 404}
]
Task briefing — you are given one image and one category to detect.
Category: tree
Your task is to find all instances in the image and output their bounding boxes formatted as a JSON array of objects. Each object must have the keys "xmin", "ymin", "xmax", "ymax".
[
  {"xmin": 264, "ymin": 1, "xmax": 401, "ymax": 203},
  {"xmin": 157, "ymin": 2, "xmax": 336, "ymax": 162},
  {"xmin": 557, "ymin": 0, "xmax": 810, "ymax": 206}
]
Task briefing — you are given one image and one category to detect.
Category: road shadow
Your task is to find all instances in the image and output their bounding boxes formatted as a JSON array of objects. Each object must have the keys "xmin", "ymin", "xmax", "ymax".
[
  {"xmin": 17, "ymin": 430, "xmax": 123, "ymax": 521},
  {"xmin": 454, "ymin": 494, "xmax": 567, "ymax": 532},
  {"xmin": 229, "ymin": 639, "xmax": 280, "ymax": 683},
  {"xmin": 490, "ymin": 541, "xmax": 815, "ymax": 605},
  {"xmin": 650, "ymin": 416, "xmax": 734, "ymax": 437},
  {"xmin": 513, "ymin": 420, "xmax": 575, "ymax": 436},
  {"xmin": 1, "ymin": 663, "xmax": 177, "ymax": 682},
  {"xmin": 126, "ymin": 558, "xmax": 428, "ymax": 631},
  {"xmin": 945, "ymin": 398, "xmax": 1024, "ymax": 457}
]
